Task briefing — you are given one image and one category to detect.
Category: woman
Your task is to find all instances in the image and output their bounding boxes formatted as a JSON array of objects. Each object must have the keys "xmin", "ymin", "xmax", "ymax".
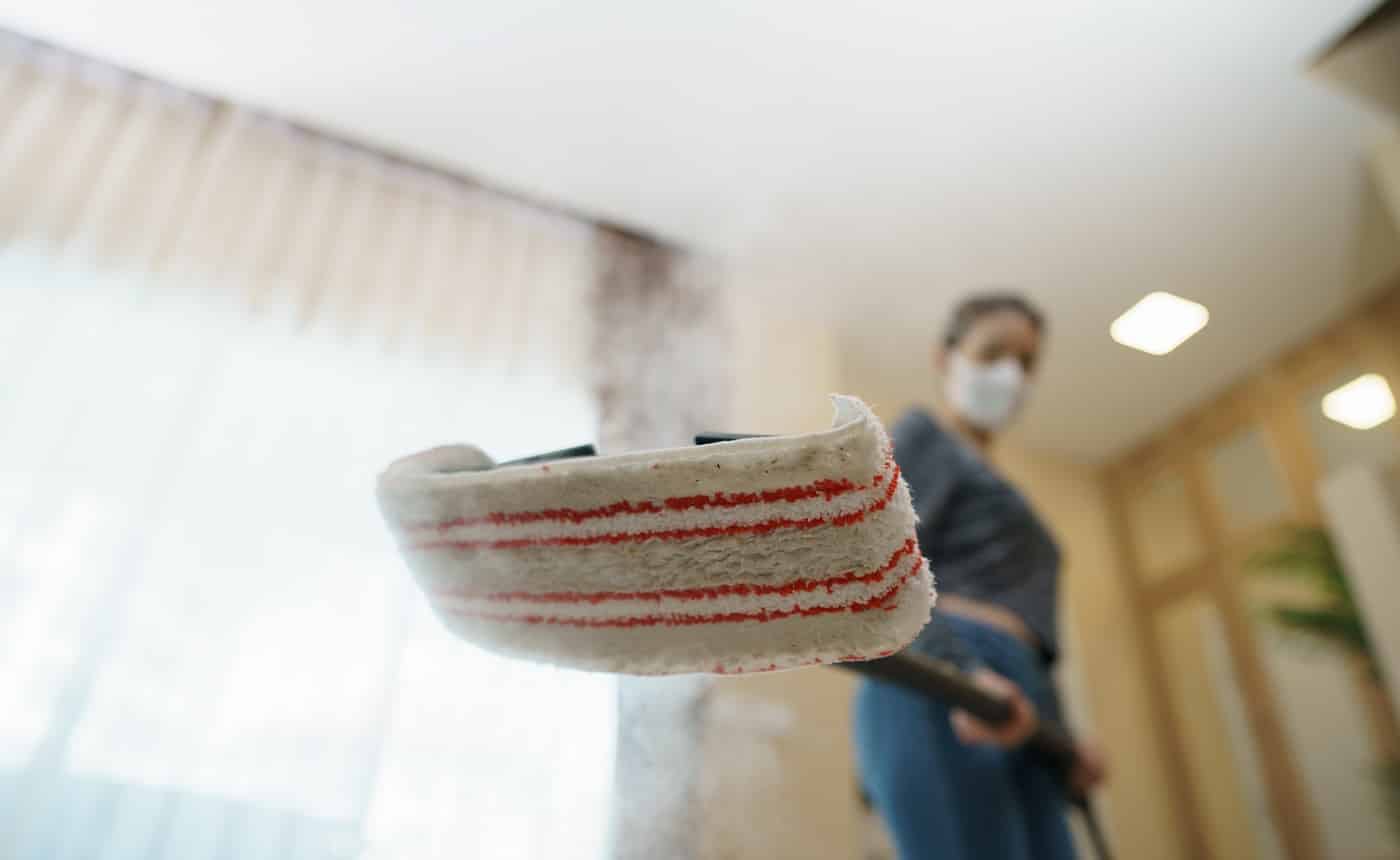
[{"xmin": 854, "ymin": 292, "xmax": 1106, "ymax": 860}]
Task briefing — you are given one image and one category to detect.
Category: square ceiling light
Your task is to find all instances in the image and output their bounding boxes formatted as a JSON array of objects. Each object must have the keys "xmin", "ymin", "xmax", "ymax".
[
  {"xmin": 1110, "ymin": 291, "xmax": 1210, "ymax": 355},
  {"xmin": 1322, "ymin": 373, "xmax": 1396, "ymax": 430}
]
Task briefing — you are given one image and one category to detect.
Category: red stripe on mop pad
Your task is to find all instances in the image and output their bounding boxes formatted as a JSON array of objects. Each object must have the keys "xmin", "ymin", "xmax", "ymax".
[
  {"xmin": 414, "ymin": 464, "xmax": 900, "ymax": 551},
  {"xmin": 403, "ymin": 455, "xmax": 894, "ymax": 533},
  {"xmin": 439, "ymin": 538, "xmax": 918, "ymax": 605},
  {"xmin": 448, "ymin": 556, "xmax": 925, "ymax": 630}
]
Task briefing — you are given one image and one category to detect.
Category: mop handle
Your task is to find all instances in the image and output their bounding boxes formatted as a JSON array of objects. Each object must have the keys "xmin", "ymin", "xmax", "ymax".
[
  {"xmin": 841, "ymin": 653, "xmax": 1115, "ymax": 860},
  {"xmin": 840, "ymin": 652, "xmax": 1076, "ymax": 764}
]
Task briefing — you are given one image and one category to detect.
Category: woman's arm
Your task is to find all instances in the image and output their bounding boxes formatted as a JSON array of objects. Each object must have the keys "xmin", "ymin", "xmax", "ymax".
[
  {"xmin": 890, "ymin": 410, "xmax": 983, "ymax": 672},
  {"xmin": 890, "ymin": 409, "xmax": 1041, "ymax": 748}
]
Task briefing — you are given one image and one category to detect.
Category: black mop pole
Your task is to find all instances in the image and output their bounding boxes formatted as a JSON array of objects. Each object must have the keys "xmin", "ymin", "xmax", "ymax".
[{"xmin": 840, "ymin": 652, "xmax": 1114, "ymax": 860}]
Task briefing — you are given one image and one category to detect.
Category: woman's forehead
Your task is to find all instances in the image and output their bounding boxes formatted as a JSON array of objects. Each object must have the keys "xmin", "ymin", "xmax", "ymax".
[{"xmin": 968, "ymin": 309, "xmax": 1039, "ymax": 343}]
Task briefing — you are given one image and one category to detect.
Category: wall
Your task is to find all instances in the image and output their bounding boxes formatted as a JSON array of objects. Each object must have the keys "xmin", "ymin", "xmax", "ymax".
[
  {"xmin": 1104, "ymin": 285, "xmax": 1400, "ymax": 860},
  {"xmin": 699, "ymin": 293, "xmax": 1179, "ymax": 858},
  {"xmin": 993, "ymin": 444, "xmax": 1185, "ymax": 860}
]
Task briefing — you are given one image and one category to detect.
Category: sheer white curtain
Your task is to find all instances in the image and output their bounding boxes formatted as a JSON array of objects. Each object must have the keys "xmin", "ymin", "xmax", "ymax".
[{"xmin": 0, "ymin": 34, "xmax": 615, "ymax": 860}]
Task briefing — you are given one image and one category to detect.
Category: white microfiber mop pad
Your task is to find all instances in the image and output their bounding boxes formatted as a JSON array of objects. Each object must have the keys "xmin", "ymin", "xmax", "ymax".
[{"xmin": 376, "ymin": 395, "xmax": 933, "ymax": 675}]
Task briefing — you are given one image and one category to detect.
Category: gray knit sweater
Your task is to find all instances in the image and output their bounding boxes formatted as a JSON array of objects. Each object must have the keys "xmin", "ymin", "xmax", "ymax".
[{"xmin": 895, "ymin": 409, "xmax": 1062, "ymax": 669}]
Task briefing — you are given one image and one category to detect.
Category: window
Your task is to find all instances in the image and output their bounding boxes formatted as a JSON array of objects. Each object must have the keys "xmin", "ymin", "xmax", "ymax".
[{"xmin": 0, "ymin": 259, "xmax": 615, "ymax": 859}]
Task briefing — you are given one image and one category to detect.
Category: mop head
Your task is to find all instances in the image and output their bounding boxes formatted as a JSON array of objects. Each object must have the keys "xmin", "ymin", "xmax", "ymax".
[{"xmin": 376, "ymin": 395, "xmax": 933, "ymax": 675}]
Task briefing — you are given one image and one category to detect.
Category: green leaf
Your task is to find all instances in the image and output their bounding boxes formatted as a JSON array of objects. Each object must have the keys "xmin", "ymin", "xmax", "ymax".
[
  {"xmin": 1265, "ymin": 606, "xmax": 1372, "ymax": 655},
  {"xmin": 1246, "ymin": 526, "xmax": 1350, "ymax": 600},
  {"xmin": 1248, "ymin": 525, "xmax": 1377, "ymax": 668}
]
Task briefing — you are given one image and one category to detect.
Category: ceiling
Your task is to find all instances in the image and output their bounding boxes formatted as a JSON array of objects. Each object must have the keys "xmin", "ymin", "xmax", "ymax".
[{"xmin": 2, "ymin": 0, "xmax": 1394, "ymax": 460}]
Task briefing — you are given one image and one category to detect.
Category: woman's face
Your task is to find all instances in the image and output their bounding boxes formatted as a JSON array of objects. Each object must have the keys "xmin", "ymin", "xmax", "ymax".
[
  {"xmin": 942, "ymin": 309, "xmax": 1042, "ymax": 374},
  {"xmin": 937, "ymin": 309, "xmax": 1043, "ymax": 433}
]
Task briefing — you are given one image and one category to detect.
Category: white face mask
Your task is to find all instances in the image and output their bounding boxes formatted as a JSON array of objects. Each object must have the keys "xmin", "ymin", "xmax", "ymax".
[{"xmin": 945, "ymin": 352, "xmax": 1027, "ymax": 431}]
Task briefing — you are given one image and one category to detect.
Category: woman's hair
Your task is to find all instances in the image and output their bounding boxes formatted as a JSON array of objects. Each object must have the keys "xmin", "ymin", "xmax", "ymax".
[{"xmin": 942, "ymin": 291, "xmax": 1046, "ymax": 347}]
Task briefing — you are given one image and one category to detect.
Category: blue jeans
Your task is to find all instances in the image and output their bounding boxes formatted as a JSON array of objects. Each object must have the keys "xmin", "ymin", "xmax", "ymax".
[{"xmin": 853, "ymin": 614, "xmax": 1076, "ymax": 860}]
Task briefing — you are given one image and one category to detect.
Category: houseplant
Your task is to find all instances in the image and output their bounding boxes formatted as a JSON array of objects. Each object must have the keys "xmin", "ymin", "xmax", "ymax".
[{"xmin": 1247, "ymin": 525, "xmax": 1398, "ymax": 839}]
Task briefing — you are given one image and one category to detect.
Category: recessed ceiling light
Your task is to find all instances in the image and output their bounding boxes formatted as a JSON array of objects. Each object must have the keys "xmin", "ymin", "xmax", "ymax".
[
  {"xmin": 1110, "ymin": 292, "xmax": 1210, "ymax": 355},
  {"xmin": 1322, "ymin": 373, "xmax": 1396, "ymax": 430}
]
